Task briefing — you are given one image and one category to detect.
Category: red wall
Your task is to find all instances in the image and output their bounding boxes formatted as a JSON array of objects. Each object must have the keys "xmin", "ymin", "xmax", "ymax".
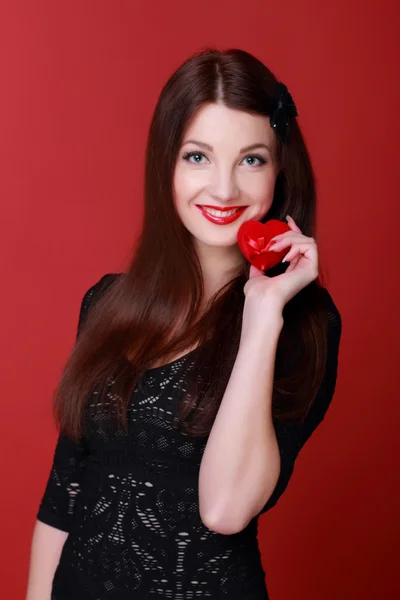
[{"xmin": 0, "ymin": 1, "xmax": 398, "ymax": 598}]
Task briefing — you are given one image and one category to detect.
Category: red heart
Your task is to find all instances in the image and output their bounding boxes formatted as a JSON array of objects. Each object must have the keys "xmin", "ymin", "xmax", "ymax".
[{"xmin": 237, "ymin": 219, "xmax": 291, "ymax": 271}]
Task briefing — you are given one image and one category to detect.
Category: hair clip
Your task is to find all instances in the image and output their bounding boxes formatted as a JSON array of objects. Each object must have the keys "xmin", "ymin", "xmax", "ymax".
[{"xmin": 269, "ymin": 82, "xmax": 298, "ymax": 144}]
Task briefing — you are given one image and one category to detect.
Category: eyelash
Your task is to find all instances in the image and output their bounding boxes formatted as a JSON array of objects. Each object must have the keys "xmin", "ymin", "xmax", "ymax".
[{"xmin": 182, "ymin": 151, "xmax": 268, "ymax": 166}]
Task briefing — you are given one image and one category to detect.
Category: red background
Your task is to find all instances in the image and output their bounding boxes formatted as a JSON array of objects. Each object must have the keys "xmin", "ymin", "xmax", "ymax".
[{"xmin": 1, "ymin": 1, "xmax": 398, "ymax": 598}]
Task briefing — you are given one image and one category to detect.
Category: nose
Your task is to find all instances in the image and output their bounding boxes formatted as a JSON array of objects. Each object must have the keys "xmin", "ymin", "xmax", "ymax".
[{"xmin": 208, "ymin": 167, "xmax": 240, "ymax": 204}]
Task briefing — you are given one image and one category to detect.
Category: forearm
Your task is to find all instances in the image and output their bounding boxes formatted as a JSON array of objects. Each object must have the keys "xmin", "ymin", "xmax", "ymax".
[
  {"xmin": 26, "ymin": 520, "xmax": 68, "ymax": 600},
  {"xmin": 198, "ymin": 306, "xmax": 284, "ymax": 534}
]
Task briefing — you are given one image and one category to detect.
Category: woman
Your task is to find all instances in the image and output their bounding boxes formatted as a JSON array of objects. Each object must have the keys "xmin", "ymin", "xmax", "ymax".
[{"xmin": 26, "ymin": 48, "xmax": 342, "ymax": 599}]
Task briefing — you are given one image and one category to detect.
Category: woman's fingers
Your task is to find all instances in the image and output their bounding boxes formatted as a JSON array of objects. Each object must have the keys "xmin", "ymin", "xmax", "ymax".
[
  {"xmin": 268, "ymin": 236, "xmax": 315, "ymax": 252},
  {"xmin": 286, "ymin": 215, "xmax": 302, "ymax": 233},
  {"xmin": 267, "ymin": 217, "xmax": 315, "ymax": 271},
  {"xmin": 285, "ymin": 254, "xmax": 301, "ymax": 272},
  {"xmin": 270, "ymin": 231, "xmax": 302, "ymax": 243},
  {"xmin": 282, "ymin": 246, "xmax": 301, "ymax": 262}
]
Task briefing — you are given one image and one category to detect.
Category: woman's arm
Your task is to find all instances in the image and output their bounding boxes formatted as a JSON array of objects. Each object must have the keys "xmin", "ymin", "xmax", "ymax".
[
  {"xmin": 25, "ymin": 275, "xmax": 119, "ymax": 598},
  {"xmin": 198, "ymin": 299, "xmax": 284, "ymax": 534},
  {"xmin": 25, "ymin": 521, "xmax": 68, "ymax": 600},
  {"xmin": 198, "ymin": 288, "xmax": 342, "ymax": 534},
  {"xmin": 25, "ymin": 430, "xmax": 89, "ymax": 599}
]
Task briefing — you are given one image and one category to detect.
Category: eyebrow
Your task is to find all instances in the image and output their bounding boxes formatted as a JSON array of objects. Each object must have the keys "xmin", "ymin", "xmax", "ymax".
[{"xmin": 182, "ymin": 140, "xmax": 272, "ymax": 154}]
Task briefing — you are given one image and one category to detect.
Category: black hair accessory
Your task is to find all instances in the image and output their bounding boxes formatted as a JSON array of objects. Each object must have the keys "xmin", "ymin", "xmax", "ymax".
[{"xmin": 269, "ymin": 82, "xmax": 298, "ymax": 144}]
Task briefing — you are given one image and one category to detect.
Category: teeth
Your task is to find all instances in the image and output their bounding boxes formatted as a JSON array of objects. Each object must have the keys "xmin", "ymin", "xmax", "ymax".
[{"xmin": 202, "ymin": 207, "xmax": 239, "ymax": 217}]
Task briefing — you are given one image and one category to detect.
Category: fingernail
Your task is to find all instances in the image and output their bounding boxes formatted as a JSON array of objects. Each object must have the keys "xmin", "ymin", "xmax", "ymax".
[{"xmin": 266, "ymin": 240, "xmax": 277, "ymax": 250}]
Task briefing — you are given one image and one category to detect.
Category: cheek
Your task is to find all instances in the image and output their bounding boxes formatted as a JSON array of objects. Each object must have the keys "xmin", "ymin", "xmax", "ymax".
[
  {"xmin": 172, "ymin": 170, "xmax": 185, "ymax": 210},
  {"xmin": 242, "ymin": 172, "xmax": 275, "ymax": 203},
  {"xmin": 173, "ymin": 168, "xmax": 204, "ymax": 207}
]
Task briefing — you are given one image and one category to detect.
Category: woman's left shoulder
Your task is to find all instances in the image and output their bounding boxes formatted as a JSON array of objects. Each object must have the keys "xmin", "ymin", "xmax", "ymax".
[{"xmin": 316, "ymin": 285, "xmax": 342, "ymax": 332}]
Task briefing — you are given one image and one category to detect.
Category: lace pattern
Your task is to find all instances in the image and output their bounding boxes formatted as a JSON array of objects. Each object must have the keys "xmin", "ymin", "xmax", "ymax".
[{"xmin": 36, "ymin": 273, "xmax": 342, "ymax": 599}]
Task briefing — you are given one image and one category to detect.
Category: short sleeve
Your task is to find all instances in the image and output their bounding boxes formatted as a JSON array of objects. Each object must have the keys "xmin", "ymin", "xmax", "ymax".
[
  {"xmin": 36, "ymin": 273, "xmax": 122, "ymax": 531},
  {"xmin": 256, "ymin": 288, "xmax": 342, "ymax": 516},
  {"xmin": 75, "ymin": 273, "xmax": 122, "ymax": 340},
  {"xmin": 36, "ymin": 432, "xmax": 89, "ymax": 532}
]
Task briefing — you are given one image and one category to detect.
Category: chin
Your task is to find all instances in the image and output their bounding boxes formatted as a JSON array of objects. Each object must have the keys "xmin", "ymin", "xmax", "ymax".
[{"xmin": 193, "ymin": 233, "xmax": 240, "ymax": 248}]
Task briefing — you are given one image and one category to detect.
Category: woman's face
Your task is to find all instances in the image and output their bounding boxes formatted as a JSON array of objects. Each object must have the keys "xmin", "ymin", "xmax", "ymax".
[{"xmin": 173, "ymin": 102, "xmax": 279, "ymax": 250}]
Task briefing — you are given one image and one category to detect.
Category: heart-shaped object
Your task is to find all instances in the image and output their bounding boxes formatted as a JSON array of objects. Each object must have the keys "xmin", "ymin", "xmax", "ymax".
[{"xmin": 237, "ymin": 219, "xmax": 291, "ymax": 271}]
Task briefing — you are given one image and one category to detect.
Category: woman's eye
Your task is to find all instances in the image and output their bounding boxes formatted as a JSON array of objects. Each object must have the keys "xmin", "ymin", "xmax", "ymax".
[
  {"xmin": 242, "ymin": 154, "xmax": 267, "ymax": 166},
  {"xmin": 182, "ymin": 151, "xmax": 267, "ymax": 166},
  {"xmin": 182, "ymin": 151, "xmax": 208, "ymax": 164}
]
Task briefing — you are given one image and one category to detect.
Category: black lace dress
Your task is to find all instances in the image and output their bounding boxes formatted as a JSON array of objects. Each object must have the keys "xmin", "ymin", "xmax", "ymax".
[{"xmin": 36, "ymin": 273, "xmax": 342, "ymax": 599}]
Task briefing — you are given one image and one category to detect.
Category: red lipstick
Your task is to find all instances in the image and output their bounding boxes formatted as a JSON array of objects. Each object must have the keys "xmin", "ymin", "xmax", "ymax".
[{"xmin": 195, "ymin": 205, "xmax": 247, "ymax": 225}]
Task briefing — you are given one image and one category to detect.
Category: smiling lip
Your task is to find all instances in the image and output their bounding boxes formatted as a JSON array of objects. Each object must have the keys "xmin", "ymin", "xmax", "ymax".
[{"xmin": 195, "ymin": 205, "xmax": 248, "ymax": 225}]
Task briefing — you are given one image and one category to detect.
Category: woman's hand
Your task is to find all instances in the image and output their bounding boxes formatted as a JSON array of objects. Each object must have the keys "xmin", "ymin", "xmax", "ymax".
[{"xmin": 243, "ymin": 215, "xmax": 319, "ymax": 316}]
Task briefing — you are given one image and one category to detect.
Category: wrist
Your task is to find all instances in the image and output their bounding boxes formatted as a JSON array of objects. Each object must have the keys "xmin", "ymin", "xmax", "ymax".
[
  {"xmin": 243, "ymin": 294, "xmax": 284, "ymax": 322},
  {"xmin": 238, "ymin": 317, "xmax": 282, "ymax": 363},
  {"xmin": 241, "ymin": 299, "xmax": 284, "ymax": 344}
]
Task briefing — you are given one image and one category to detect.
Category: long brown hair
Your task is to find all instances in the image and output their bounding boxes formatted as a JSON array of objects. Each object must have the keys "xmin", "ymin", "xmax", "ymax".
[{"xmin": 54, "ymin": 47, "xmax": 335, "ymax": 442}]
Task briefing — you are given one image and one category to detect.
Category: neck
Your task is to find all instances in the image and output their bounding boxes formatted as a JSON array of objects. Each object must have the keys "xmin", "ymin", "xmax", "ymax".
[{"xmin": 194, "ymin": 240, "xmax": 245, "ymax": 305}]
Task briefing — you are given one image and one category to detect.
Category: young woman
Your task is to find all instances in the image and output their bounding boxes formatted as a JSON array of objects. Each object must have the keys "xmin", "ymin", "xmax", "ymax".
[{"xmin": 26, "ymin": 48, "xmax": 342, "ymax": 600}]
